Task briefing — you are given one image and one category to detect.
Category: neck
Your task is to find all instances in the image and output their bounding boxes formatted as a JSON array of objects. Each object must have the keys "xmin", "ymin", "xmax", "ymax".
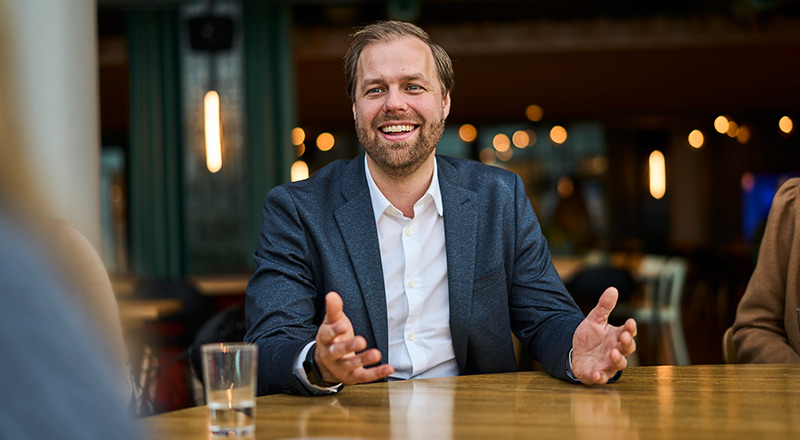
[{"xmin": 367, "ymin": 154, "xmax": 435, "ymax": 219}]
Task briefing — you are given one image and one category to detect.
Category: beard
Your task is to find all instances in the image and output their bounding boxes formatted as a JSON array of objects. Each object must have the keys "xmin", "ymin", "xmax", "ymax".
[{"xmin": 356, "ymin": 112, "xmax": 445, "ymax": 178}]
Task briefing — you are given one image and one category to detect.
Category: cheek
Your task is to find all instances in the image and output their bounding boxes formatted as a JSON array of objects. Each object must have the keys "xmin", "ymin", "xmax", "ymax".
[{"xmin": 355, "ymin": 102, "xmax": 380, "ymax": 124}]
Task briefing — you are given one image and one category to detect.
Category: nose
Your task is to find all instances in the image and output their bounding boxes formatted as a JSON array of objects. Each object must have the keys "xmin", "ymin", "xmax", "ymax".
[{"xmin": 382, "ymin": 87, "xmax": 408, "ymax": 114}]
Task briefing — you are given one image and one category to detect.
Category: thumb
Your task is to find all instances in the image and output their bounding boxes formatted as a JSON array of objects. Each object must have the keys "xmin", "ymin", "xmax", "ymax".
[
  {"xmin": 323, "ymin": 291, "xmax": 344, "ymax": 324},
  {"xmin": 587, "ymin": 287, "xmax": 618, "ymax": 324}
]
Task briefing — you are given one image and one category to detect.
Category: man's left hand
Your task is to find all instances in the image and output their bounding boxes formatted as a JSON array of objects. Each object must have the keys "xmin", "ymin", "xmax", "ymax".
[{"xmin": 571, "ymin": 287, "xmax": 638, "ymax": 384}]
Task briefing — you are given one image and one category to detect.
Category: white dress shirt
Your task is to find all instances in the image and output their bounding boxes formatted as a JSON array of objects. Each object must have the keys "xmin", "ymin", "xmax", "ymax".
[{"xmin": 365, "ymin": 157, "xmax": 458, "ymax": 380}]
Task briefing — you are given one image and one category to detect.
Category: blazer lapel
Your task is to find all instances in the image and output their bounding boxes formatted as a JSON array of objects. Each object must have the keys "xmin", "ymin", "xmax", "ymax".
[
  {"xmin": 438, "ymin": 157, "xmax": 478, "ymax": 374},
  {"xmin": 334, "ymin": 154, "xmax": 389, "ymax": 360}
]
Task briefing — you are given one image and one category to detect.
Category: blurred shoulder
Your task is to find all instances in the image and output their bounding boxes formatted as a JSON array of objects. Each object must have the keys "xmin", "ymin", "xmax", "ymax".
[{"xmin": 771, "ymin": 177, "xmax": 800, "ymax": 217}]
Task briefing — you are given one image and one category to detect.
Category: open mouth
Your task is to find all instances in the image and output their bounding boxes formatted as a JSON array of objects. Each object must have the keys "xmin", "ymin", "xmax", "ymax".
[
  {"xmin": 380, "ymin": 124, "xmax": 416, "ymax": 134},
  {"xmin": 379, "ymin": 124, "xmax": 419, "ymax": 140}
]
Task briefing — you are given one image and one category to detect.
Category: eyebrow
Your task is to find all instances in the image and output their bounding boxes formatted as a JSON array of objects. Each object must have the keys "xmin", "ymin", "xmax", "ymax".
[{"xmin": 360, "ymin": 73, "xmax": 431, "ymax": 88}]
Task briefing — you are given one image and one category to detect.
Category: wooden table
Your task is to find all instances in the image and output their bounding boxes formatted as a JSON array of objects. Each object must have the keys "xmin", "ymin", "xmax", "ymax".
[
  {"xmin": 142, "ymin": 364, "xmax": 800, "ymax": 439},
  {"xmin": 185, "ymin": 274, "xmax": 250, "ymax": 296},
  {"xmin": 118, "ymin": 298, "xmax": 184, "ymax": 322}
]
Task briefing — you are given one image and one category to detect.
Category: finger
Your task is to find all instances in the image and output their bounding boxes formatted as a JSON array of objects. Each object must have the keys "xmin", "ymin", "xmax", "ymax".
[
  {"xmin": 625, "ymin": 318, "xmax": 638, "ymax": 338},
  {"xmin": 614, "ymin": 351, "xmax": 628, "ymax": 371},
  {"xmin": 338, "ymin": 348, "xmax": 382, "ymax": 371},
  {"xmin": 316, "ymin": 322, "xmax": 339, "ymax": 346},
  {"xmin": 327, "ymin": 335, "xmax": 368, "ymax": 360},
  {"xmin": 323, "ymin": 291, "xmax": 345, "ymax": 324},
  {"xmin": 619, "ymin": 329, "xmax": 637, "ymax": 355},
  {"xmin": 587, "ymin": 287, "xmax": 619, "ymax": 324},
  {"xmin": 343, "ymin": 364, "xmax": 395, "ymax": 385},
  {"xmin": 331, "ymin": 349, "xmax": 393, "ymax": 385}
]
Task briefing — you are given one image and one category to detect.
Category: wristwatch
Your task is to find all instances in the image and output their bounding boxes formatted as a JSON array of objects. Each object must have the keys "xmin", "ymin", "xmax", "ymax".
[{"xmin": 303, "ymin": 345, "xmax": 338, "ymax": 388}]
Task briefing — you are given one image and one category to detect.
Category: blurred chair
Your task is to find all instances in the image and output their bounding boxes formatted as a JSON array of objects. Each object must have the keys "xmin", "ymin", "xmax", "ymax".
[
  {"xmin": 632, "ymin": 256, "xmax": 690, "ymax": 365},
  {"xmin": 189, "ymin": 304, "xmax": 246, "ymax": 404},
  {"xmin": 131, "ymin": 279, "xmax": 213, "ymax": 414},
  {"xmin": 565, "ymin": 265, "xmax": 636, "ymax": 321},
  {"xmin": 722, "ymin": 326, "xmax": 739, "ymax": 364}
]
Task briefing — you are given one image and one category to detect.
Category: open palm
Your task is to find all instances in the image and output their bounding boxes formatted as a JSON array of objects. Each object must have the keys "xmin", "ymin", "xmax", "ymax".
[{"xmin": 571, "ymin": 287, "xmax": 638, "ymax": 384}]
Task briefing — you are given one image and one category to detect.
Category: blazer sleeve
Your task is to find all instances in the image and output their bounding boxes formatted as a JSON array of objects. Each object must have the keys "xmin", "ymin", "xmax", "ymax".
[
  {"xmin": 507, "ymin": 173, "xmax": 586, "ymax": 380},
  {"xmin": 244, "ymin": 185, "xmax": 331, "ymax": 395},
  {"xmin": 733, "ymin": 178, "xmax": 800, "ymax": 363}
]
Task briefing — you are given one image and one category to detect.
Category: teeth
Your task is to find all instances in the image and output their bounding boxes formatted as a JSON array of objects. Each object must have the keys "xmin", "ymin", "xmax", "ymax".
[{"xmin": 381, "ymin": 125, "xmax": 415, "ymax": 133}]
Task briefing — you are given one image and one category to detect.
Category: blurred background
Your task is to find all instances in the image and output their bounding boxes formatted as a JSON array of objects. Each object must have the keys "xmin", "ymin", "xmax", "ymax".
[{"xmin": 7, "ymin": 0, "xmax": 800, "ymax": 413}]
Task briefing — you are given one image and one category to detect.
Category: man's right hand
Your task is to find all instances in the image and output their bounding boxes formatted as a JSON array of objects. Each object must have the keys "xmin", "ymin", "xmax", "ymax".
[{"xmin": 314, "ymin": 291, "xmax": 395, "ymax": 385}]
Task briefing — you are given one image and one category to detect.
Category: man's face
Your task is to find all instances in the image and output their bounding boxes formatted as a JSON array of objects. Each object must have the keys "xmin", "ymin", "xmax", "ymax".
[{"xmin": 352, "ymin": 36, "xmax": 451, "ymax": 178}]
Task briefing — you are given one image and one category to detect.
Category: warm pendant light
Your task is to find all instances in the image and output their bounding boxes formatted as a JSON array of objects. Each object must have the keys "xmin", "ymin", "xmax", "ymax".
[
  {"xmin": 189, "ymin": 0, "xmax": 233, "ymax": 174},
  {"xmin": 204, "ymin": 90, "xmax": 222, "ymax": 173},
  {"xmin": 649, "ymin": 150, "xmax": 666, "ymax": 200}
]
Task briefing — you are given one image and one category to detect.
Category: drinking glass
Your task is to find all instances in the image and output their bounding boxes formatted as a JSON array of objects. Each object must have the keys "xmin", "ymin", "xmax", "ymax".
[{"xmin": 201, "ymin": 343, "xmax": 258, "ymax": 437}]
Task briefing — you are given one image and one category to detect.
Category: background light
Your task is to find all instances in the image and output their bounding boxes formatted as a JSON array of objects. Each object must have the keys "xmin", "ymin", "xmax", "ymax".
[
  {"xmin": 496, "ymin": 148, "xmax": 513, "ymax": 161},
  {"xmin": 458, "ymin": 124, "xmax": 477, "ymax": 142},
  {"xmin": 316, "ymin": 132, "xmax": 335, "ymax": 151},
  {"xmin": 512, "ymin": 130, "xmax": 530, "ymax": 148},
  {"xmin": 714, "ymin": 116, "xmax": 729, "ymax": 134},
  {"xmin": 291, "ymin": 160, "xmax": 309, "ymax": 181},
  {"xmin": 649, "ymin": 150, "xmax": 666, "ymax": 200},
  {"xmin": 726, "ymin": 121, "xmax": 739, "ymax": 138},
  {"xmin": 741, "ymin": 172, "xmax": 755, "ymax": 192},
  {"xmin": 550, "ymin": 126, "xmax": 567, "ymax": 145},
  {"xmin": 525, "ymin": 129, "xmax": 537, "ymax": 146},
  {"xmin": 479, "ymin": 148, "xmax": 495, "ymax": 164},
  {"xmin": 736, "ymin": 125, "xmax": 751, "ymax": 144},
  {"xmin": 493, "ymin": 133, "xmax": 510, "ymax": 152},
  {"xmin": 525, "ymin": 104, "xmax": 543, "ymax": 122},
  {"xmin": 291, "ymin": 127, "xmax": 306, "ymax": 145},
  {"xmin": 779, "ymin": 116, "xmax": 794, "ymax": 134},
  {"xmin": 557, "ymin": 175, "xmax": 574, "ymax": 199},
  {"xmin": 688, "ymin": 129, "xmax": 704, "ymax": 149},
  {"xmin": 204, "ymin": 90, "xmax": 222, "ymax": 173}
]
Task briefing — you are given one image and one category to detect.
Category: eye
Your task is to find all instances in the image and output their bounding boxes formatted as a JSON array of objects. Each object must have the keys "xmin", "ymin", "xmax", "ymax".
[
  {"xmin": 407, "ymin": 84, "xmax": 423, "ymax": 92},
  {"xmin": 366, "ymin": 87, "xmax": 384, "ymax": 95}
]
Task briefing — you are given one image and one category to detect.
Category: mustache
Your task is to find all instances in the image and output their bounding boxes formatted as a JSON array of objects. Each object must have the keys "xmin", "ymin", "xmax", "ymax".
[{"xmin": 372, "ymin": 113, "xmax": 424, "ymax": 127}]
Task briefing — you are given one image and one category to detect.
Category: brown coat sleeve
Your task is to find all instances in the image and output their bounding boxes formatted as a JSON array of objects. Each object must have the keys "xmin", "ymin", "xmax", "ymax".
[{"xmin": 732, "ymin": 178, "xmax": 800, "ymax": 363}]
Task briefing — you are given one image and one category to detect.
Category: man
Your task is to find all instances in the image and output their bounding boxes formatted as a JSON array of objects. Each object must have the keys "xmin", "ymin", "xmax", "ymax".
[{"xmin": 245, "ymin": 21, "xmax": 637, "ymax": 396}]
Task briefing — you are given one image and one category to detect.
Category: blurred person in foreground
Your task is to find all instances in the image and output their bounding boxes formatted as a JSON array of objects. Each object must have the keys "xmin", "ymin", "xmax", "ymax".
[
  {"xmin": 245, "ymin": 20, "xmax": 637, "ymax": 396},
  {"xmin": 733, "ymin": 177, "xmax": 800, "ymax": 363},
  {"xmin": 0, "ymin": 4, "xmax": 143, "ymax": 439}
]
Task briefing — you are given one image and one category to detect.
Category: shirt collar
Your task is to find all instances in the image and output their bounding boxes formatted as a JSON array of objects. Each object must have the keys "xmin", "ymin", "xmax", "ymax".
[{"xmin": 364, "ymin": 155, "xmax": 444, "ymax": 223}]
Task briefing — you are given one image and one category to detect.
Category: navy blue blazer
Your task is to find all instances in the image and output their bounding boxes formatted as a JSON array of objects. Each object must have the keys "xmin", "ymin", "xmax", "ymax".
[{"xmin": 245, "ymin": 153, "xmax": 585, "ymax": 395}]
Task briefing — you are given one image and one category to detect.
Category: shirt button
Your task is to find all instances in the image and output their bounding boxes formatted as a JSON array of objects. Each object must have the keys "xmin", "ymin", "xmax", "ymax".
[
  {"xmin": 408, "ymin": 333, "xmax": 415, "ymax": 341},
  {"xmin": 405, "ymin": 228, "xmax": 414, "ymax": 236},
  {"xmin": 408, "ymin": 280, "xmax": 415, "ymax": 288}
]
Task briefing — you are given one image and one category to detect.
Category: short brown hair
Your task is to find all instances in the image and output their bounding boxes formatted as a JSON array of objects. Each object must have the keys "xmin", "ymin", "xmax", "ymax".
[{"xmin": 344, "ymin": 21, "xmax": 454, "ymax": 101}]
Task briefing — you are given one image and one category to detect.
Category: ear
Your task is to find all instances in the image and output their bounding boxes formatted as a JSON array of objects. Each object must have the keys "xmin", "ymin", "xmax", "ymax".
[
  {"xmin": 352, "ymin": 102, "xmax": 357, "ymax": 121},
  {"xmin": 442, "ymin": 92, "xmax": 451, "ymax": 120}
]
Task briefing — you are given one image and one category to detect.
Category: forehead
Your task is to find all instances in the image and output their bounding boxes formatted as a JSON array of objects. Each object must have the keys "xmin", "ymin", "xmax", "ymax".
[{"xmin": 357, "ymin": 36, "xmax": 437, "ymax": 83}]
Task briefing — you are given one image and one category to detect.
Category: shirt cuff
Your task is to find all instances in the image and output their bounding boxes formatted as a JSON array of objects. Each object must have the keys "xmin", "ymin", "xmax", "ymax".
[
  {"xmin": 566, "ymin": 348, "xmax": 579, "ymax": 382},
  {"xmin": 566, "ymin": 347, "xmax": 623, "ymax": 384},
  {"xmin": 293, "ymin": 341, "xmax": 343, "ymax": 394}
]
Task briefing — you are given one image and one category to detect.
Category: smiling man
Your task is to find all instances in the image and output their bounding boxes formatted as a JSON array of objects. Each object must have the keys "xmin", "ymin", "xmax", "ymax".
[{"xmin": 245, "ymin": 21, "xmax": 637, "ymax": 396}]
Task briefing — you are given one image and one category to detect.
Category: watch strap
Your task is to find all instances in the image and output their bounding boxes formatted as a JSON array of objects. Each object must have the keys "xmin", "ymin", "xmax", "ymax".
[{"xmin": 303, "ymin": 344, "xmax": 338, "ymax": 388}]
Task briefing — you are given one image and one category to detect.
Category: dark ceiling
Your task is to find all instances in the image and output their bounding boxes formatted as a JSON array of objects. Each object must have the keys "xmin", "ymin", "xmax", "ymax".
[{"xmin": 98, "ymin": 1, "xmax": 800, "ymax": 133}]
